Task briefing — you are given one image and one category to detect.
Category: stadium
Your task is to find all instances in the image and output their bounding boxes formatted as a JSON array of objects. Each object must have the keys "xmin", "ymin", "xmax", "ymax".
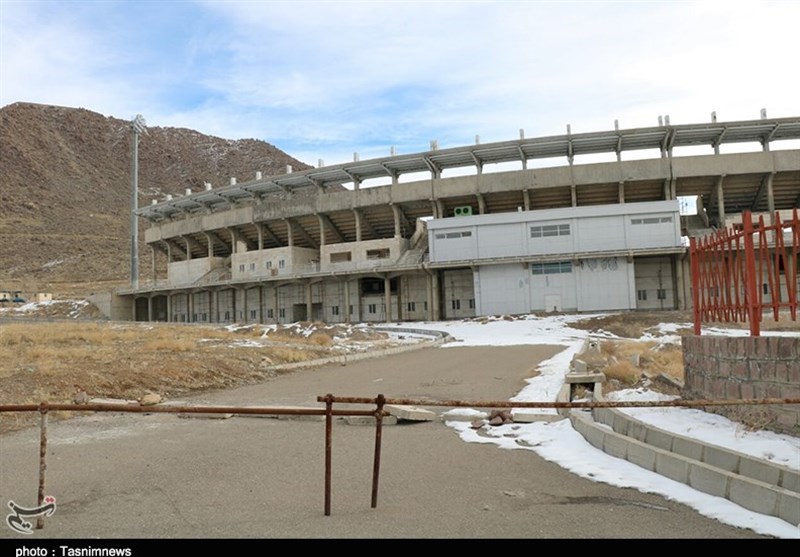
[{"xmin": 114, "ymin": 114, "xmax": 800, "ymax": 324}]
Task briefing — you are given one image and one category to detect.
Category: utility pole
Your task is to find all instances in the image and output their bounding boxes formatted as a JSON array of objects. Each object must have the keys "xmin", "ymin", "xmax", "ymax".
[{"xmin": 130, "ymin": 114, "xmax": 147, "ymax": 289}]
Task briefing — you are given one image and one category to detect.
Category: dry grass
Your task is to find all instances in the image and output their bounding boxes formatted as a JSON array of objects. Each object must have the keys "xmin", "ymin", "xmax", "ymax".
[
  {"xmin": 0, "ymin": 320, "xmax": 385, "ymax": 434},
  {"xmin": 595, "ymin": 338, "xmax": 686, "ymax": 391}
]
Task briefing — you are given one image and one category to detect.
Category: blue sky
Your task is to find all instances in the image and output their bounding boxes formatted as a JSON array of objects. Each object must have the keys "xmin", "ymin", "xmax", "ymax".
[{"xmin": 2, "ymin": 0, "xmax": 799, "ymax": 168}]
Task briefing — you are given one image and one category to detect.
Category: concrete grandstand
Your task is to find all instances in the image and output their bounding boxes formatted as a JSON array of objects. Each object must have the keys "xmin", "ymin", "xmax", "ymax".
[{"xmin": 111, "ymin": 115, "xmax": 800, "ymax": 323}]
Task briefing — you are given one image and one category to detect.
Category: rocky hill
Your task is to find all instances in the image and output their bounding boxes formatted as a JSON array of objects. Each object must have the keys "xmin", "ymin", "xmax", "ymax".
[{"xmin": 0, "ymin": 102, "xmax": 312, "ymax": 296}]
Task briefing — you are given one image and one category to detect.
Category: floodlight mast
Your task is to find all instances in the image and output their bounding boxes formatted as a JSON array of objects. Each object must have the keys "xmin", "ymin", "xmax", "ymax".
[{"xmin": 130, "ymin": 114, "xmax": 147, "ymax": 289}]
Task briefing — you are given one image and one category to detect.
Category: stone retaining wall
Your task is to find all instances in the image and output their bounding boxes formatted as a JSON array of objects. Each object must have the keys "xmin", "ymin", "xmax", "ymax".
[{"xmin": 682, "ymin": 335, "xmax": 800, "ymax": 436}]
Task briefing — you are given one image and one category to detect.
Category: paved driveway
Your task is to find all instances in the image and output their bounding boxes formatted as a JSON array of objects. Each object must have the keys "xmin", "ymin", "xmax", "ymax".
[{"xmin": 0, "ymin": 345, "xmax": 769, "ymax": 539}]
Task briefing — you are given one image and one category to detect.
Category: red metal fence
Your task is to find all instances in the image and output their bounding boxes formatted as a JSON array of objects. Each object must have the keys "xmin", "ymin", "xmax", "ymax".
[{"xmin": 690, "ymin": 209, "xmax": 799, "ymax": 336}]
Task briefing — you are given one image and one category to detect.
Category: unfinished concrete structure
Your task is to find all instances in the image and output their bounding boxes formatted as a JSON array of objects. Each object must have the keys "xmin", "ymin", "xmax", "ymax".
[{"xmin": 117, "ymin": 114, "xmax": 800, "ymax": 323}]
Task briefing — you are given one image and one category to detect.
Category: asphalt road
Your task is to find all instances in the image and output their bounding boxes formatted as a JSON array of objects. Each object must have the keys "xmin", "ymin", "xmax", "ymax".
[{"xmin": 0, "ymin": 344, "xmax": 771, "ymax": 540}]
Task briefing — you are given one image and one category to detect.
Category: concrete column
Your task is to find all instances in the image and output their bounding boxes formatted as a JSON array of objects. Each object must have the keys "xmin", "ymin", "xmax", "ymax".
[
  {"xmin": 426, "ymin": 272, "xmax": 434, "ymax": 320},
  {"xmin": 716, "ymin": 176, "xmax": 726, "ymax": 226},
  {"xmin": 344, "ymin": 280, "xmax": 351, "ymax": 324},
  {"xmin": 436, "ymin": 199, "xmax": 445, "ymax": 219},
  {"xmin": 209, "ymin": 290, "xmax": 215, "ymax": 323},
  {"xmin": 258, "ymin": 285, "xmax": 264, "ymax": 323},
  {"xmin": 273, "ymin": 286, "xmax": 279, "ymax": 324},
  {"xmin": 432, "ymin": 270, "xmax": 441, "ymax": 321},
  {"xmin": 476, "ymin": 193, "xmax": 486, "ymax": 215},
  {"xmin": 618, "ymin": 182, "xmax": 625, "ymax": 204},
  {"xmin": 391, "ymin": 204, "xmax": 401, "ymax": 238},
  {"xmin": 317, "ymin": 214, "xmax": 326, "ymax": 246},
  {"xmin": 213, "ymin": 289, "xmax": 219, "ymax": 322},
  {"xmin": 285, "ymin": 220, "xmax": 294, "ymax": 247},
  {"xmin": 766, "ymin": 173, "xmax": 775, "ymax": 223},
  {"xmin": 352, "ymin": 210, "xmax": 362, "ymax": 242},
  {"xmin": 183, "ymin": 237, "xmax": 192, "ymax": 261},
  {"xmin": 150, "ymin": 246, "xmax": 157, "ymax": 284},
  {"xmin": 206, "ymin": 234, "xmax": 214, "ymax": 258},
  {"xmin": 384, "ymin": 276, "xmax": 391, "ymax": 323},
  {"xmin": 257, "ymin": 224, "xmax": 264, "ymax": 250},
  {"xmin": 305, "ymin": 282, "xmax": 312, "ymax": 321},
  {"xmin": 147, "ymin": 296, "xmax": 153, "ymax": 322},
  {"xmin": 131, "ymin": 298, "xmax": 136, "ymax": 321},
  {"xmin": 231, "ymin": 289, "xmax": 237, "ymax": 323},
  {"xmin": 167, "ymin": 243, "xmax": 173, "ymax": 264},
  {"xmin": 167, "ymin": 294, "xmax": 172, "ymax": 322},
  {"xmin": 397, "ymin": 275, "xmax": 404, "ymax": 321},
  {"xmin": 186, "ymin": 292, "xmax": 192, "ymax": 322},
  {"xmin": 570, "ymin": 185, "xmax": 577, "ymax": 207},
  {"xmin": 523, "ymin": 189, "xmax": 531, "ymax": 211},
  {"xmin": 242, "ymin": 287, "xmax": 249, "ymax": 323}
]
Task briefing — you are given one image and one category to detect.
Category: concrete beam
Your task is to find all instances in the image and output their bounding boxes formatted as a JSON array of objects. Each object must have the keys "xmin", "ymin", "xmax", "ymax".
[
  {"xmin": 260, "ymin": 222, "xmax": 282, "ymax": 248},
  {"xmin": 750, "ymin": 173, "xmax": 775, "ymax": 214},
  {"xmin": 287, "ymin": 218, "xmax": 318, "ymax": 249}
]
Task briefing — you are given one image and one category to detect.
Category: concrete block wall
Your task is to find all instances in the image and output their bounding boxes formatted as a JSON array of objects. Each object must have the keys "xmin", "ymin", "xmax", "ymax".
[{"xmin": 682, "ymin": 335, "xmax": 800, "ymax": 436}]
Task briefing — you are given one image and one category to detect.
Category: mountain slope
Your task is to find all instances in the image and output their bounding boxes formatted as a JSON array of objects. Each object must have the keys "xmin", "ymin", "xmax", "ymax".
[{"xmin": 0, "ymin": 102, "xmax": 312, "ymax": 295}]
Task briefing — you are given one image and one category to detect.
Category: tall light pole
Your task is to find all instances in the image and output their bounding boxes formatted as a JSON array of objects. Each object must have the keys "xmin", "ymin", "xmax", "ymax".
[{"xmin": 130, "ymin": 114, "xmax": 147, "ymax": 289}]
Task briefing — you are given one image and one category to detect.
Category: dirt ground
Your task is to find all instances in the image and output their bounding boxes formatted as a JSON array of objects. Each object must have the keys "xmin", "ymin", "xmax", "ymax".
[{"xmin": 1, "ymin": 303, "xmax": 798, "ymax": 435}]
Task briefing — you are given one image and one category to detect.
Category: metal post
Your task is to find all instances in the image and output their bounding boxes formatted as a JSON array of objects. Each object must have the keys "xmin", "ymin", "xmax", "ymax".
[
  {"xmin": 743, "ymin": 211, "xmax": 760, "ymax": 336},
  {"xmin": 324, "ymin": 393, "xmax": 333, "ymax": 516},
  {"xmin": 37, "ymin": 402, "xmax": 48, "ymax": 530},
  {"xmin": 371, "ymin": 394, "xmax": 385, "ymax": 509},
  {"xmin": 130, "ymin": 115, "xmax": 146, "ymax": 290},
  {"xmin": 690, "ymin": 237, "xmax": 701, "ymax": 335}
]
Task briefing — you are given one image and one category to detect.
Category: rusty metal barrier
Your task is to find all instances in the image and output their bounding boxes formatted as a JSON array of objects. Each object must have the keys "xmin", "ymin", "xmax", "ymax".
[{"xmin": 2, "ymin": 394, "xmax": 798, "ymax": 529}]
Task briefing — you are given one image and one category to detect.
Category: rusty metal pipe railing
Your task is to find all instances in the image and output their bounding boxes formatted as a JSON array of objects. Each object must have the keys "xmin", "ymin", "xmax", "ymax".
[
  {"xmin": 4, "ymin": 393, "xmax": 798, "ymax": 529},
  {"xmin": 314, "ymin": 396, "xmax": 800, "ymax": 409},
  {"xmin": 0, "ymin": 402, "xmax": 378, "ymax": 416}
]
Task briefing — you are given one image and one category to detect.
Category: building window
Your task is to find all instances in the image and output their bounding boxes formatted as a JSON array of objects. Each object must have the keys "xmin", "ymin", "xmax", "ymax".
[
  {"xmin": 368, "ymin": 303, "xmax": 377, "ymax": 314},
  {"xmin": 468, "ymin": 298, "xmax": 475, "ymax": 309},
  {"xmin": 632, "ymin": 215, "xmax": 673, "ymax": 225},
  {"xmin": 239, "ymin": 264, "xmax": 245, "ymax": 272},
  {"xmin": 249, "ymin": 263, "xmax": 255, "ymax": 271},
  {"xmin": 330, "ymin": 252, "xmax": 352, "ymax": 263},
  {"xmin": 423, "ymin": 301, "xmax": 428, "ymax": 312},
  {"xmin": 267, "ymin": 309, "xmax": 274, "ymax": 318},
  {"xmin": 266, "ymin": 261, "xmax": 272, "ymax": 269},
  {"xmin": 637, "ymin": 289, "xmax": 647, "ymax": 301},
  {"xmin": 250, "ymin": 310, "xmax": 257, "ymax": 319},
  {"xmin": 531, "ymin": 261, "xmax": 572, "ymax": 275},
  {"xmin": 435, "ymin": 230, "xmax": 472, "ymax": 240},
  {"xmin": 349, "ymin": 305, "xmax": 354, "ymax": 315},
  {"xmin": 279, "ymin": 308, "xmax": 286, "ymax": 318},
  {"xmin": 224, "ymin": 311, "xmax": 231, "ymax": 321},
  {"xmin": 657, "ymin": 289, "xmax": 667, "ymax": 300},
  {"xmin": 531, "ymin": 224, "xmax": 570, "ymax": 238},
  {"xmin": 451, "ymin": 299, "xmax": 461, "ymax": 310},
  {"xmin": 332, "ymin": 305, "xmax": 340, "ymax": 316},
  {"xmin": 407, "ymin": 301, "xmax": 416, "ymax": 312},
  {"xmin": 366, "ymin": 248, "xmax": 390, "ymax": 260},
  {"xmin": 278, "ymin": 259, "xmax": 285, "ymax": 269}
]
